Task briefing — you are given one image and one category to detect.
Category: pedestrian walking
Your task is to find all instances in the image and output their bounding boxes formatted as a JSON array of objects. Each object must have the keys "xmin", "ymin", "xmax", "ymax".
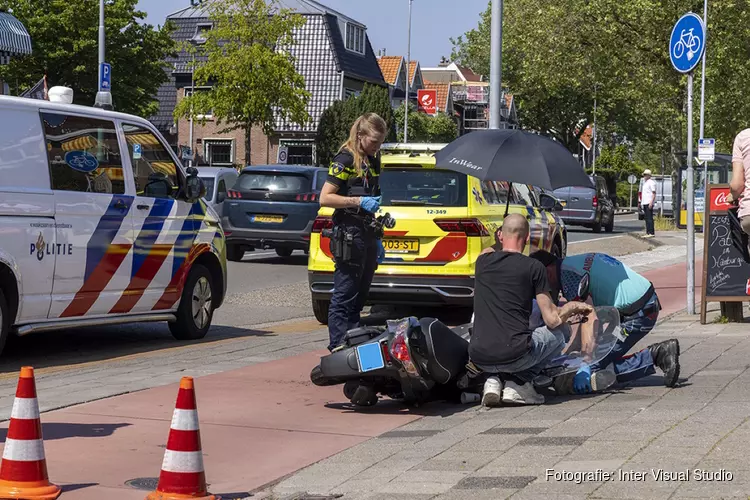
[
  {"xmin": 319, "ymin": 112, "xmax": 388, "ymax": 352},
  {"xmin": 730, "ymin": 128, "xmax": 750, "ymax": 236},
  {"xmin": 641, "ymin": 169, "xmax": 657, "ymax": 237}
]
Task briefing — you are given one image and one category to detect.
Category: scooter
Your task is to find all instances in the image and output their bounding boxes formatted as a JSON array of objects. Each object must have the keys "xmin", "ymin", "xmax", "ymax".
[{"xmin": 311, "ymin": 274, "xmax": 624, "ymax": 407}]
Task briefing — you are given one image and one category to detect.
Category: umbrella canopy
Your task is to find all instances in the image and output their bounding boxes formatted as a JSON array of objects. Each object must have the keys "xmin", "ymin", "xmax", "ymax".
[{"xmin": 434, "ymin": 129, "xmax": 594, "ymax": 191}]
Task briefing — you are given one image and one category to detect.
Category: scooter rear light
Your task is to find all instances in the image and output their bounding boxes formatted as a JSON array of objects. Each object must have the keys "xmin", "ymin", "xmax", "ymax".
[
  {"xmin": 390, "ymin": 331, "xmax": 419, "ymax": 376},
  {"xmin": 381, "ymin": 341, "xmax": 392, "ymax": 364}
]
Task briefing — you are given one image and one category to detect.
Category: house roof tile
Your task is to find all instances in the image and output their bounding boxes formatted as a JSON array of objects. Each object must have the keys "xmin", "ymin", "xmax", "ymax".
[{"xmin": 423, "ymin": 81, "xmax": 450, "ymax": 113}]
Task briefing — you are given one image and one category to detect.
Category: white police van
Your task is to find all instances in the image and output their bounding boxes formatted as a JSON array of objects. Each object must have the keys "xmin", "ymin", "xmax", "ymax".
[{"xmin": 0, "ymin": 90, "xmax": 227, "ymax": 355}]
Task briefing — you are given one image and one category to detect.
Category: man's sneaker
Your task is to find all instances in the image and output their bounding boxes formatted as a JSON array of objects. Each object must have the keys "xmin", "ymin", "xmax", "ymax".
[
  {"xmin": 502, "ymin": 380, "xmax": 545, "ymax": 405},
  {"xmin": 648, "ymin": 339, "xmax": 680, "ymax": 387},
  {"xmin": 553, "ymin": 369, "xmax": 617, "ymax": 395},
  {"xmin": 481, "ymin": 376, "xmax": 502, "ymax": 407}
]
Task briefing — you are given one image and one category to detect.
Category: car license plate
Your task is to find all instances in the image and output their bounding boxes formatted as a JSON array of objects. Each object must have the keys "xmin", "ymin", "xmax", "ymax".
[
  {"xmin": 252, "ymin": 215, "xmax": 283, "ymax": 223},
  {"xmin": 384, "ymin": 239, "xmax": 419, "ymax": 254},
  {"xmin": 356, "ymin": 342, "xmax": 385, "ymax": 372}
]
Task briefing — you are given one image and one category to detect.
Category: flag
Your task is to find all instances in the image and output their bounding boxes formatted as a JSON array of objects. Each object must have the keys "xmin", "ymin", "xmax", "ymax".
[{"xmin": 20, "ymin": 75, "xmax": 48, "ymax": 100}]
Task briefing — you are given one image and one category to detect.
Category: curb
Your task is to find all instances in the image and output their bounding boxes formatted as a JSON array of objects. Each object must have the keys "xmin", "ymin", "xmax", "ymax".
[{"xmin": 615, "ymin": 209, "xmax": 636, "ymax": 215}]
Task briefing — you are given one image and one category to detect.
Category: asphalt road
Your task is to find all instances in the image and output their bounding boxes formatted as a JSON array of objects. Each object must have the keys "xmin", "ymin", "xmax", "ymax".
[{"xmin": 566, "ymin": 213, "xmax": 643, "ymax": 243}]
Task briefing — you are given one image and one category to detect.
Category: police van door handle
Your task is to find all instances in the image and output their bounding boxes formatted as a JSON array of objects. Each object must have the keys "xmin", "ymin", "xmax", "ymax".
[
  {"xmin": 113, "ymin": 199, "xmax": 128, "ymax": 210},
  {"xmin": 137, "ymin": 204, "xmax": 150, "ymax": 210}
]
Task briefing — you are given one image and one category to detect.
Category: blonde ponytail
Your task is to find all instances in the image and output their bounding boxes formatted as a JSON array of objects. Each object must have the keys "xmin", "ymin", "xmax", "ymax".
[{"xmin": 339, "ymin": 112, "xmax": 387, "ymax": 176}]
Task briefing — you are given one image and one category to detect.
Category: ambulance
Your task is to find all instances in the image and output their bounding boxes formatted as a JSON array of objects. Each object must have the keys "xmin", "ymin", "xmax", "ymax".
[{"xmin": 0, "ymin": 90, "xmax": 227, "ymax": 355}]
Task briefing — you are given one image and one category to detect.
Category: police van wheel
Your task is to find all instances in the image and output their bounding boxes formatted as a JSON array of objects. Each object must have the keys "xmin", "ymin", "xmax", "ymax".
[
  {"xmin": 312, "ymin": 299, "xmax": 329, "ymax": 325},
  {"xmin": 0, "ymin": 289, "xmax": 9, "ymax": 356},
  {"xmin": 169, "ymin": 264, "xmax": 214, "ymax": 341}
]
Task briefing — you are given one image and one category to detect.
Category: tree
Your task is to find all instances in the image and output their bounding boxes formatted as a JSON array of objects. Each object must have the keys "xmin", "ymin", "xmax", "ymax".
[
  {"xmin": 394, "ymin": 103, "xmax": 458, "ymax": 143},
  {"xmin": 315, "ymin": 84, "xmax": 395, "ymax": 166},
  {"xmin": 0, "ymin": 0, "xmax": 175, "ymax": 117},
  {"xmin": 173, "ymin": 0, "xmax": 310, "ymax": 165}
]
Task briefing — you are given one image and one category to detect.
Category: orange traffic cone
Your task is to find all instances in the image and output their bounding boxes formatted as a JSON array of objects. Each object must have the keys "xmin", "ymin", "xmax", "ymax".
[
  {"xmin": 146, "ymin": 377, "xmax": 218, "ymax": 500},
  {"xmin": 0, "ymin": 367, "xmax": 61, "ymax": 500}
]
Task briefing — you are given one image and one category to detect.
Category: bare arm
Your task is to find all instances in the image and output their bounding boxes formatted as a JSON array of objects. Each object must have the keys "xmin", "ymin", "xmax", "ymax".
[
  {"xmin": 319, "ymin": 182, "xmax": 362, "ymax": 210},
  {"xmin": 537, "ymin": 293, "xmax": 593, "ymax": 330},
  {"xmin": 730, "ymin": 161, "xmax": 745, "ymax": 201}
]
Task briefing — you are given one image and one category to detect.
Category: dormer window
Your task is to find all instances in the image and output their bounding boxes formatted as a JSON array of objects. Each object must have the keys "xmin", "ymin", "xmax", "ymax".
[
  {"xmin": 192, "ymin": 23, "xmax": 212, "ymax": 45},
  {"xmin": 345, "ymin": 23, "xmax": 365, "ymax": 54}
]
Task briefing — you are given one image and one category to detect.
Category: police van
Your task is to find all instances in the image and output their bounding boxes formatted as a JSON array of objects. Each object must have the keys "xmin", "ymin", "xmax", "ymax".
[{"xmin": 0, "ymin": 90, "xmax": 227, "ymax": 355}]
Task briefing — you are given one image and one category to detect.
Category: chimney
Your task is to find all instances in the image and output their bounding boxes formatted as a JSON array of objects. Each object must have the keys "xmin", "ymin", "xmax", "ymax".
[
  {"xmin": 438, "ymin": 56, "xmax": 450, "ymax": 67},
  {"xmin": 190, "ymin": 0, "xmax": 202, "ymax": 6},
  {"xmin": 383, "ymin": 47, "xmax": 386, "ymax": 56}
]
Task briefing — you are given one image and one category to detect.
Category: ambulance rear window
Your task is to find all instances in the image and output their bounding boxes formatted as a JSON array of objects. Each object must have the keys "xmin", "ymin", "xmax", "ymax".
[{"xmin": 380, "ymin": 167, "xmax": 467, "ymax": 207}]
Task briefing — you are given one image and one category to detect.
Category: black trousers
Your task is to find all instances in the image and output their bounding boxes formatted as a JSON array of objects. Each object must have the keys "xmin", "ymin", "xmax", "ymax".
[
  {"xmin": 327, "ymin": 224, "xmax": 379, "ymax": 350},
  {"xmin": 642, "ymin": 204, "xmax": 655, "ymax": 235}
]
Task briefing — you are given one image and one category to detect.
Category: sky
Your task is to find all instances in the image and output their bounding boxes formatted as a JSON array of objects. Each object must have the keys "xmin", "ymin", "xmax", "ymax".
[{"xmin": 136, "ymin": 0, "xmax": 488, "ymax": 68}]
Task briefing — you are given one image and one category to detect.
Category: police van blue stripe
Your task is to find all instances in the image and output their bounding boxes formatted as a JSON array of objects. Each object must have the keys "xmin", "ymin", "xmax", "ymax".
[
  {"xmin": 84, "ymin": 195, "xmax": 134, "ymax": 282},
  {"xmin": 131, "ymin": 199, "xmax": 174, "ymax": 278},
  {"xmin": 170, "ymin": 201, "xmax": 205, "ymax": 277}
]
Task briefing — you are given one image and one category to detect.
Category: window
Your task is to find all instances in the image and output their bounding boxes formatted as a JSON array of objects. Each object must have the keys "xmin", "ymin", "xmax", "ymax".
[
  {"xmin": 380, "ymin": 168, "xmax": 468, "ymax": 207},
  {"xmin": 236, "ymin": 172, "xmax": 311, "ymax": 193},
  {"xmin": 216, "ymin": 179, "xmax": 227, "ymax": 202},
  {"xmin": 41, "ymin": 112, "xmax": 125, "ymax": 194},
  {"xmin": 492, "ymin": 181, "xmax": 510, "ymax": 204},
  {"xmin": 184, "ymin": 87, "xmax": 213, "ymax": 119},
  {"xmin": 481, "ymin": 181, "xmax": 498, "ymax": 204},
  {"xmin": 512, "ymin": 184, "xmax": 535, "ymax": 207},
  {"xmin": 122, "ymin": 123, "xmax": 181, "ymax": 199},
  {"xmin": 315, "ymin": 171, "xmax": 328, "ymax": 191},
  {"xmin": 279, "ymin": 140, "xmax": 315, "ymax": 165},
  {"xmin": 345, "ymin": 23, "xmax": 365, "ymax": 54},
  {"xmin": 201, "ymin": 177, "xmax": 215, "ymax": 201},
  {"xmin": 192, "ymin": 23, "xmax": 211, "ymax": 44},
  {"xmin": 204, "ymin": 139, "xmax": 233, "ymax": 165},
  {"xmin": 344, "ymin": 88, "xmax": 361, "ymax": 100}
]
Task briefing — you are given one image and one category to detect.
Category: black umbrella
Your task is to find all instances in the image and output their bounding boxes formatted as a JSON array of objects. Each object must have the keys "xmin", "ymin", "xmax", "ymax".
[{"xmin": 434, "ymin": 129, "xmax": 594, "ymax": 191}]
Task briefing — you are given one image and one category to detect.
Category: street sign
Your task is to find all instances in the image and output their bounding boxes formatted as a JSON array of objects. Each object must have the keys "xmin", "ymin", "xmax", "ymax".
[
  {"xmin": 133, "ymin": 144, "xmax": 142, "ymax": 160},
  {"xmin": 628, "ymin": 174, "xmax": 637, "ymax": 185},
  {"xmin": 417, "ymin": 89, "xmax": 437, "ymax": 115},
  {"xmin": 99, "ymin": 62, "xmax": 111, "ymax": 91},
  {"xmin": 181, "ymin": 146, "xmax": 192, "ymax": 161},
  {"xmin": 698, "ymin": 138, "xmax": 715, "ymax": 162},
  {"xmin": 277, "ymin": 146, "xmax": 288, "ymax": 164},
  {"xmin": 669, "ymin": 13, "xmax": 706, "ymax": 74}
]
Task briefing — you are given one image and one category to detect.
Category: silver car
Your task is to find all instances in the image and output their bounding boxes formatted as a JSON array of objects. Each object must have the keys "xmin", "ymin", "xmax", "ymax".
[{"xmin": 197, "ymin": 166, "xmax": 239, "ymax": 215}]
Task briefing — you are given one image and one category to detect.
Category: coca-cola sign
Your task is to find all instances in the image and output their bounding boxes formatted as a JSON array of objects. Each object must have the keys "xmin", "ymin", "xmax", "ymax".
[{"xmin": 709, "ymin": 187, "xmax": 732, "ymax": 212}]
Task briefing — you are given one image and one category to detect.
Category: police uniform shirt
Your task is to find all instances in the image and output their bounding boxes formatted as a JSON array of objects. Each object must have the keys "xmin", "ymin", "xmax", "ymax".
[{"xmin": 327, "ymin": 149, "xmax": 380, "ymax": 197}]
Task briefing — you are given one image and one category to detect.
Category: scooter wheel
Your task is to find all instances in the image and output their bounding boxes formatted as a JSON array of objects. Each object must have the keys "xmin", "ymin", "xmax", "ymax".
[
  {"xmin": 343, "ymin": 380, "xmax": 359, "ymax": 399},
  {"xmin": 350, "ymin": 384, "xmax": 378, "ymax": 407}
]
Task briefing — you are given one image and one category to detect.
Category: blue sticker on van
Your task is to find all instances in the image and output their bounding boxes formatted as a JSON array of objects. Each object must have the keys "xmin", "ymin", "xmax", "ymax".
[{"xmin": 65, "ymin": 151, "xmax": 99, "ymax": 173}]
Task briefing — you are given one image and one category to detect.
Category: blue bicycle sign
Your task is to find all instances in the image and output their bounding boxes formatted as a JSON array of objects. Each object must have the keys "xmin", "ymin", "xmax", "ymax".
[
  {"xmin": 64, "ymin": 150, "xmax": 99, "ymax": 173},
  {"xmin": 669, "ymin": 13, "xmax": 705, "ymax": 73}
]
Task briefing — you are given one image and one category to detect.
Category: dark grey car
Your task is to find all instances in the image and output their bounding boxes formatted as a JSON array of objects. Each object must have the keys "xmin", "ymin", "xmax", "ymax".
[{"xmin": 553, "ymin": 175, "xmax": 615, "ymax": 233}]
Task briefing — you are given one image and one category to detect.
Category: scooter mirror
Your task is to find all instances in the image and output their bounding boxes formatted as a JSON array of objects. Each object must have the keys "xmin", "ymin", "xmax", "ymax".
[{"xmin": 577, "ymin": 273, "xmax": 590, "ymax": 302}]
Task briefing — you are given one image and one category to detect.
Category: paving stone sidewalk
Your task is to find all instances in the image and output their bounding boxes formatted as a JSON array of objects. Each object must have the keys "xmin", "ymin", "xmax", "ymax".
[{"xmin": 260, "ymin": 305, "xmax": 750, "ymax": 500}]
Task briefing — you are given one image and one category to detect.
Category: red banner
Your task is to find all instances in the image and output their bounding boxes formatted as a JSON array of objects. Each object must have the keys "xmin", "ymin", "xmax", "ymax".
[
  {"xmin": 709, "ymin": 186, "xmax": 732, "ymax": 212},
  {"xmin": 417, "ymin": 89, "xmax": 437, "ymax": 115}
]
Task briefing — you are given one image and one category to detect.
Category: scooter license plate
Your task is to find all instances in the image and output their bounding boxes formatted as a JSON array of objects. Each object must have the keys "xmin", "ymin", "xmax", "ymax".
[{"xmin": 356, "ymin": 342, "xmax": 385, "ymax": 372}]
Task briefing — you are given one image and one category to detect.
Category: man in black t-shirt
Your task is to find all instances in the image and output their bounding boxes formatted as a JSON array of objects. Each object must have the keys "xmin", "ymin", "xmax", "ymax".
[{"xmin": 470, "ymin": 214, "xmax": 592, "ymax": 406}]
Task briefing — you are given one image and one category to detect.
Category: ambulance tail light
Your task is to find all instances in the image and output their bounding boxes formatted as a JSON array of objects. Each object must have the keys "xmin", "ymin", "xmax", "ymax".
[
  {"xmin": 434, "ymin": 218, "xmax": 489, "ymax": 237},
  {"xmin": 312, "ymin": 216, "xmax": 333, "ymax": 233}
]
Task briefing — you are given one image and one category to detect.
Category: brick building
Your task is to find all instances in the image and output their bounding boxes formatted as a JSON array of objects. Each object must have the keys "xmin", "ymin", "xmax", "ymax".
[{"xmin": 150, "ymin": 0, "xmax": 385, "ymax": 167}]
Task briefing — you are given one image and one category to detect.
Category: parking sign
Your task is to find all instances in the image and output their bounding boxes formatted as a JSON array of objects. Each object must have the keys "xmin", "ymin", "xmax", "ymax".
[{"xmin": 99, "ymin": 62, "xmax": 111, "ymax": 91}]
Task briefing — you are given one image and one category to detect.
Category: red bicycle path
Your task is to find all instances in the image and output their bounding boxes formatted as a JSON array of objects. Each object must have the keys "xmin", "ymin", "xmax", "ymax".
[{"xmin": 0, "ymin": 258, "xmax": 703, "ymax": 499}]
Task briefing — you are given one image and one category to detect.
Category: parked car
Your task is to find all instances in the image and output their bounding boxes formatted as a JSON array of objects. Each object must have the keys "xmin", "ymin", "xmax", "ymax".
[
  {"xmin": 0, "ymin": 93, "xmax": 227, "ymax": 356},
  {"xmin": 638, "ymin": 174, "xmax": 673, "ymax": 219},
  {"xmin": 553, "ymin": 175, "xmax": 615, "ymax": 233},
  {"xmin": 223, "ymin": 165, "xmax": 327, "ymax": 261},
  {"xmin": 197, "ymin": 166, "xmax": 238, "ymax": 216},
  {"xmin": 307, "ymin": 143, "xmax": 568, "ymax": 325}
]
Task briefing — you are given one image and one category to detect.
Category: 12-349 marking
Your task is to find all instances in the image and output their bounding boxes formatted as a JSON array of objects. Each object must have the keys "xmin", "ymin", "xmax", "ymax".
[{"xmin": 427, "ymin": 209, "xmax": 447, "ymax": 215}]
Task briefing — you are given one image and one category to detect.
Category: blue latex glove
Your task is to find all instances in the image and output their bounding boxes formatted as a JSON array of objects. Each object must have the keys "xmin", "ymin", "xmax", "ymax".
[
  {"xmin": 573, "ymin": 363, "xmax": 592, "ymax": 394},
  {"xmin": 360, "ymin": 196, "xmax": 381, "ymax": 213},
  {"xmin": 377, "ymin": 240, "xmax": 385, "ymax": 264}
]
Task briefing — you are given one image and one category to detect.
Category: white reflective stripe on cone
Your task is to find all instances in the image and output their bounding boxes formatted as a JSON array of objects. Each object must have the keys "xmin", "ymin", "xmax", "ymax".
[
  {"xmin": 161, "ymin": 450, "xmax": 205, "ymax": 473},
  {"xmin": 2, "ymin": 438, "xmax": 45, "ymax": 461},
  {"xmin": 170, "ymin": 409, "xmax": 200, "ymax": 431},
  {"xmin": 10, "ymin": 397, "xmax": 40, "ymax": 420}
]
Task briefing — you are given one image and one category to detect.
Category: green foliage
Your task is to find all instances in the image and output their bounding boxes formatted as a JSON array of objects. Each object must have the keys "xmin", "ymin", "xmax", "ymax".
[
  {"xmin": 315, "ymin": 84, "xmax": 396, "ymax": 166},
  {"xmin": 393, "ymin": 103, "xmax": 458, "ymax": 143},
  {"xmin": 0, "ymin": 0, "xmax": 176, "ymax": 117},
  {"xmin": 174, "ymin": 0, "xmax": 311, "ymax": 147}
]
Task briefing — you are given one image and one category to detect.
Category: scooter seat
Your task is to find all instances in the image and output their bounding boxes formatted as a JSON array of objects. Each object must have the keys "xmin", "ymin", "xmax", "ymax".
[{"xmin": 417, "ymin": 318, "xmax": 469, "ymax": 385}]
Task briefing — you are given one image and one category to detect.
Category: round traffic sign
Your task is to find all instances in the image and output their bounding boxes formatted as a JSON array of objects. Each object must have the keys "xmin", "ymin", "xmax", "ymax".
[
  {"xmin": 669, "ymin": 13, "xmax": 706, "ymax": 74},
  {"xmin": 628, "ymin": 174, "xmax": 637, "ymax": 185}
]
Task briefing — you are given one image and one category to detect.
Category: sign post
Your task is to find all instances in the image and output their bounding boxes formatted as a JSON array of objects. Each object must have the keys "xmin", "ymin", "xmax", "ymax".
[
  {"xmin": 670, "ymin": 12, "xmax": 706, "ymax": 315},
  {"xmin": 628, "ymin": 174, "xmax": 637, "ymax": 209}
]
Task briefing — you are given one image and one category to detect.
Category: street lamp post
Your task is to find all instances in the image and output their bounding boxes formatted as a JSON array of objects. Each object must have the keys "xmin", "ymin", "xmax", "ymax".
[
  {"xmin": 404, "ymin": 0, "xmax": 413, "ymax": 143},
  {"xmin": 488, "ymin": 0, "xmax": 503, "ymax": 129},
  {"xmin": 189, "ymin": 51, "xmax": 195, "ymax": 168},
  {"xmin": 94, "ymin": 0, "xmax": 112, "ymax": 109},
  {"xmin": 699, "ymin": 0, "xmax": 708, "ymax": 191}
]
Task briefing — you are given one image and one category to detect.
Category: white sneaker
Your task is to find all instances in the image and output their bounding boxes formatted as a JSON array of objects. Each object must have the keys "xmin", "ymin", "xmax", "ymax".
[
  {"xmin": 502, "ymin": 380, "xmax": 545, "ymax": 405},
  {"xmin": 591, "ymin": 368, "xmax": 617, "ymax": 392},
  {"xmin": 481, "ymin": 376, "xmax": 502, "ymax": 407}
]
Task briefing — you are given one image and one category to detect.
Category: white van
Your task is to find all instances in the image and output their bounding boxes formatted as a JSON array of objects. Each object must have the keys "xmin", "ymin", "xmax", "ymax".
[{"xmin": 0, "ymin": 94, "xmax": 227, "ymax": 355}]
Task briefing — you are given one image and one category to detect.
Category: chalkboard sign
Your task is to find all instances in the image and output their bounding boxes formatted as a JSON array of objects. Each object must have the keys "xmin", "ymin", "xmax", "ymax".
[{"xmin": 700, "ymin": 184, "xmax": 750, "ymax": 323}]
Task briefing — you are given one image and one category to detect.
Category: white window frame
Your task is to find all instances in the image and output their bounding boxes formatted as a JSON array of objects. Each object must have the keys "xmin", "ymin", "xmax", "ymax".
[
  {"xmin": 203, "ymin": 138, "xmax": 234, "ymax": 166},
  {"xmin": 279, "ymin": 139, "xmax": 316, "ymax": 166},
  {"xmin": 192, "ymin": 23, "xmax": 212, "ymax": 44},
  {"xmin": 344, "ymin": 88, "xmax": 361, "ymax": 100},
  {"xmin": 184, "ymin": 86, "xmax": 213, "ymax": 120},
  {"xmin": 345, "ymin": 23, "xmax": 365, "ymax": 54}
]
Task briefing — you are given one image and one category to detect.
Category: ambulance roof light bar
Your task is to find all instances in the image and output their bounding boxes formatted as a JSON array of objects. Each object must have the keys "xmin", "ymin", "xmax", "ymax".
[{"xmin": 380, "ymin": 143, "xmax": 448, "ymax": 155}]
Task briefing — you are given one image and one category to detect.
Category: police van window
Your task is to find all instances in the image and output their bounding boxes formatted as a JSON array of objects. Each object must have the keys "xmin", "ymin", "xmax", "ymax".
[
  {"xmin": 481, "ymin": 181, "xmax": 499, "ymax": 204},
  {"xmin": 512, "ymin": 184, "xmax": 535, "ymax": 206},
  {"xmin": 41, "ymin": 113, "xmax": 125, "ymax": 194},
  {"xmin": 122, "ymin": 123, "xmax": 180, "ymax": 199}
]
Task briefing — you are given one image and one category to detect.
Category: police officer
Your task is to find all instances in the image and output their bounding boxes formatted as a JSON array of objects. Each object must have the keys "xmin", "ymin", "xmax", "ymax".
[{"xmin": 319, "ymin": 112, "xmax": 389, "ymax": 351}]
